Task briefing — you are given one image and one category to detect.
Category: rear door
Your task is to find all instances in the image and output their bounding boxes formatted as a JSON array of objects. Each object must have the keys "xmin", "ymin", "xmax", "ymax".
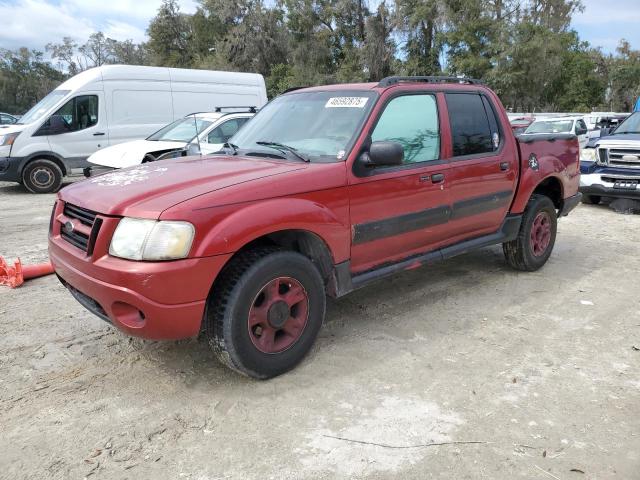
[
  {"xmin": 444, "ymin": 92, "xmax": 517, "ymax": 240},
  {"xmin": 348, "ymin": 91, "xmax": 452, "ymax": 273}
]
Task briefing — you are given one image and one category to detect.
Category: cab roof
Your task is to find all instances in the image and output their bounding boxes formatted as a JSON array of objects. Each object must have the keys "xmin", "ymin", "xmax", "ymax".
[{"xmin": 288, "ymin": 76, "xmax": 488, "ymax": 95}]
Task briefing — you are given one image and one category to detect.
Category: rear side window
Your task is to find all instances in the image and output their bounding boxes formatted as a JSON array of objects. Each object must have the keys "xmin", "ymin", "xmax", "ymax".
[
  {"xmin": 371, "ymin": 94, "xmax": 439, "ymax": 164},
  {"xmin": 446, "ymin": 93, "xmax": 497, "ymax": 157}
]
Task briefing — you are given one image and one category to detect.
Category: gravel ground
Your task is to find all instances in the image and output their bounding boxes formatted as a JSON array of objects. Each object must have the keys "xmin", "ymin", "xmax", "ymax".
[{"xmin": 1, "ymin": 180, "xmax": 639, "ymax": 480}]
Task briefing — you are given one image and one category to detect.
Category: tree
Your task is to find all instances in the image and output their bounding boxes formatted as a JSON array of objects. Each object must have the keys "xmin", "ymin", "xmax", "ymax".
[
  {"xmin": 395, "ymin": 0, "xmax": 444, "ymax": 75},
  {"xmin": 0, "ymin": 48, "xmax": 65, "ymax": 113},
  {"xmin": 147, "ymin": 0, "xmax": 196, "ymax": 67},
  {"xmin": 361, "ymin": 2, "xmax": 395, "ymax": 81}
]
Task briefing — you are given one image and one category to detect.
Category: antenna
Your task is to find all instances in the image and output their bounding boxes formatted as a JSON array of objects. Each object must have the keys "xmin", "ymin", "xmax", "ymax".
[{"xmin": 191, "ymin": 113, "xmax": 202, "ymax": 156}]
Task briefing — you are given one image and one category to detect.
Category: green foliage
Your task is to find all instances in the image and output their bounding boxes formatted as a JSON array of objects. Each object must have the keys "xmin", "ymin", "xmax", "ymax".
[{"xmin": 2, "ymin": 0, "xmax": 639, "ymax": 114}]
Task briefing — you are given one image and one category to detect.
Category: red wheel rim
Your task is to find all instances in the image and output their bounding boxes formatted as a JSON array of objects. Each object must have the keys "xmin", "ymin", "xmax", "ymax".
[
  {"xmin": 248, "ymin": 277, "xmax": 309, "ymax": 354},
  {"xmin": 530, "ymin": 211, "xmax": 552, "ymax": 257}
]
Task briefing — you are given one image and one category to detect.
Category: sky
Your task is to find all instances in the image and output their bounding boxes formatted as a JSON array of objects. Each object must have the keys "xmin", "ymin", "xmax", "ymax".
[{"xmin": 0, "ymin": 0, "xmax": 639, "ymax": 55}]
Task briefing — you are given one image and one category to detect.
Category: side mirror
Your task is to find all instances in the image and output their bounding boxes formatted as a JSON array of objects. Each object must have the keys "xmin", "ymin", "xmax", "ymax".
[{"xmin": 362, "ymin": 141, "xmax": 404, "ymax": 167}]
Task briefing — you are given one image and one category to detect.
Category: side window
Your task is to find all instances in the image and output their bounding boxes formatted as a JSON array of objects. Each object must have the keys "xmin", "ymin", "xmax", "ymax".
[
  {"xmin": 371, "ymin": 94, "xmax": 439, "ymax": 164},
  {"xmin": 446, "ymin": 93, "xmax": 495, "ymax": 157},
  {"xmin": 1, "ymin": 114, "xmax": 15, "ymax": 124},
  {"xmin": 36, "ymin": 95, "xmax": 99, "ymax": 136},
  {"xmin": 207, "ymin": 118, "xmax": 248, "ymax": 144},
  {"xmin": 576, "ymin": 119, "xmax": 587, "ymax": 133}
]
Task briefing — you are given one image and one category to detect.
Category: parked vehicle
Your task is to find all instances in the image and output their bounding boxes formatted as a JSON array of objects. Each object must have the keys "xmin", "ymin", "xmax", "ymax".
[
  {"xmin": 585, "ymin": 114, "xmax": 628, "ymax": 142},
  {"xmin": 0, "ymin": 112, "xmax": 18, "ymax": 125},
  {"xmin": 0, "ymin": 65, "xmax": 267, "ymax": 193},
  {"xmin": 49, "ymin": 76, "xmax": 581, "ymax": 379},
  {"xmin": 509, "ymin": 116, "xmax": 534, "ymax": 135},
  {"xmin": 87, "ymin": 108, "xmax": 255, "ymax": 171},
  {"xmin": 521, "ymin": 116, "xmax": 589, "ymax": 149},
  {"xmin": 580, "ymin": 111, "xmax": 640, "ymax": 204}
]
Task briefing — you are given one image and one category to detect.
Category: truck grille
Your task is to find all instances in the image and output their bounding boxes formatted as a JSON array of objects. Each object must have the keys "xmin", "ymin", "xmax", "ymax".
[
  {"xmin": 601, "ymin": 148, "xmax": 640, "ymax": 169},
  {"xmin": 61, "ymin": 203, "xmax": 102, "ymax": 254}
]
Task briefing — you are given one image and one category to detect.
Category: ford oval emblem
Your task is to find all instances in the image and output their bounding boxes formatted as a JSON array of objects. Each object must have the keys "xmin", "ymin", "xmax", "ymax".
[{"xmin": 64, "ymin": 220, "xmax": 75, "ymax": 234}]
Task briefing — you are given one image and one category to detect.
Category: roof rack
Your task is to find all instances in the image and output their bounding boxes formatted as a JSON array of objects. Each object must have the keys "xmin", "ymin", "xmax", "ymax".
[
  {"xmin": 281, "ymin": 86, "xmax": 307, "ymax": 94},
  {"xmin": 377, "ymin": 76, "xmax": 484, "ymax": 87},
  {"xmin": 214, "ymin": 106, "xmax": 257, "ymax": 113}
]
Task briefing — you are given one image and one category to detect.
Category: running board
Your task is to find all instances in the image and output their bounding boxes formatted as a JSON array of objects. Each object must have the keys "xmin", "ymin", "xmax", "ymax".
[{"xmin": 332, "ymin": 214, "xmax": 522, "ymax": 298}]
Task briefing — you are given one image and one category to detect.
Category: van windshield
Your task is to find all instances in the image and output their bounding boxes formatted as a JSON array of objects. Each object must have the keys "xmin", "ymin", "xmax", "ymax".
[
  {"xmin": 229, "ymin": 90, "xmax": 377, "ymax": 162},
  {"xmin": 19, "ymin": 90, "xmax": 70, "ymax": 125},
  {"xmin": 147, "ymin": 117, "xmax": 213, "ymax": 142}
]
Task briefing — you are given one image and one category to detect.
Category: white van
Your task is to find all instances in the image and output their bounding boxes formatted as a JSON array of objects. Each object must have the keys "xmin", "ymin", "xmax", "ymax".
[{"xmin": 0, "ymin": 65, "xmax": 267, "ymax": 193}]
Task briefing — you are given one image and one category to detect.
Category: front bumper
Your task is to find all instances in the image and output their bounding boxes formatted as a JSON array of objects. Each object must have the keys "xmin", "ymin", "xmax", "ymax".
[
  {"xmin": 0, "ymin": 156, "xmax": 21, "ymax": 182},
  {"xmin": 580, "ymin": 171, "xmax": 640, "ymax": 200},
  {"xmin": 49, "ymin": 228, "xmax": 233, "ymax": 340}
]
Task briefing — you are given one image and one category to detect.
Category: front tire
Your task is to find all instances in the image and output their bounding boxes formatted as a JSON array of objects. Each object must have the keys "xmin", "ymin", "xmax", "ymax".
[
  {"xmin": 503, "ymin": 194, "xmax": 557, "ymax": 271},
  {"xmin": 22, "ymin": 159, "xmax": 63, "ymax": 193},
  {"xmin": 205, "ymin": 248, "xmax": 326, "ymax": 379}
]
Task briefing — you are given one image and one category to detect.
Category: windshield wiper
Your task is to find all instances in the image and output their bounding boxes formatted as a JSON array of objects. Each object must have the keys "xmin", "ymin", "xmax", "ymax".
[
  {"xmin": 256, "ymin": 141, "xmax": 310, "ymax": 162},
  {"xmin": 223, "ymin": 142, "xmax": 239, "ymax": 155}
]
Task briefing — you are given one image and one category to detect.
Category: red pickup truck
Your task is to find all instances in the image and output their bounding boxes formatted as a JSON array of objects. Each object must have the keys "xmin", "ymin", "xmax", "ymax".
[{"xmin": 49, "ymin": 76, "xmax": 581, "ymax": 378}]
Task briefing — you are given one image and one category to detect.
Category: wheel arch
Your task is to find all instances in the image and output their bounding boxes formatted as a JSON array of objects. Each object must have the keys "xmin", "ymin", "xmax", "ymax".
[
  {"xmin": 20, "ymin": 152, "xmax": 68, "ymax": 177},
  {"xmin": 512, "ymin": 173, "xmax": 565, "ymax": 214}
]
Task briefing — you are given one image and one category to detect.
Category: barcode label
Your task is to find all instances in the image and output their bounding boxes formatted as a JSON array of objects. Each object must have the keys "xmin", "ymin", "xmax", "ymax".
[{"xmin": 325, "ymin": 97, "xmax": 369, "ymax": 108}]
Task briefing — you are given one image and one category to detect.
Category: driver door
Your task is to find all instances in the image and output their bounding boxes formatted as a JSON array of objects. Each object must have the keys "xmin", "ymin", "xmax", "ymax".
[
  {"xmin": 39, "ymin": 93, "xmax": 108, "ymax": 168},
  {"xmin": 348, "ymin": 92, "xmax": 452, "ymax": 273}
]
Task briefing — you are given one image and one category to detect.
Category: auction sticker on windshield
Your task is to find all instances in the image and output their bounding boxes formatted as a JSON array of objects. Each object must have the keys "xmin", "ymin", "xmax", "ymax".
[{"xmin": 325, "ymin": 97, "xmax": 369, "ymax": 108}]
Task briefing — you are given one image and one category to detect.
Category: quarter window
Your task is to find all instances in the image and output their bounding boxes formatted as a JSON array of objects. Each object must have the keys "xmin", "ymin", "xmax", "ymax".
[
  {"xmin": 371, "ymin": 94, "xmax": 440, "ymax": 164},
  {"xmin": 37, "ymin": 95, "xmax": 99, "ymax": 135},
  {"xmin": 446, "ymin": 93, "xmax": 497, "ymax": 157}
]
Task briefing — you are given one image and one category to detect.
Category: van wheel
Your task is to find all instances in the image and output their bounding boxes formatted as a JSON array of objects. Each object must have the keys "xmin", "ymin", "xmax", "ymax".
[
  {"xmin": 503, "ymin": 194, "xmax": 557, "ymax": 272},
  {"xmin": 581, "ymin": 195, "xmax": 601, "ymax": 205},
  {"xmin": 205, "ymin": 248, "xmax": 326, "ymax": 379},
  {"xmin": 22, "ymin": 159, "xmax": 63, "ymax": 193}
]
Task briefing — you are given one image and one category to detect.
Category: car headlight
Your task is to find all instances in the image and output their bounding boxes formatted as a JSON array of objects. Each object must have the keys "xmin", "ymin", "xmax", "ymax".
[
  {"xmin": 581, "ymin": 148, "xmax": 596, "ymax": 162},
  {"xmin": 0, "ymin": 132, "xmax": 20, "ymax": 146},
  {"xmin": 109, "ymin": 218, "xmax": 195, "ymax": 261}
]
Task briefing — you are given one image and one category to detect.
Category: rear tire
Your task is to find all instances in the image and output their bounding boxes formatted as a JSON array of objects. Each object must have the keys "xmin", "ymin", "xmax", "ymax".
[
  {"xmin": 503, "ymin": 194, "xmax": 557, "ymax": 272},
  {"xmin": 22, "ymin": 159, "xmax": 63, "ymax": 193},
  {"xmin": 581, "ymin": 195, "xmax": 601, "ymax": 205},
  {"xmin": 205, "ymin": 248, "xmax": 326, "ymax": 379}
]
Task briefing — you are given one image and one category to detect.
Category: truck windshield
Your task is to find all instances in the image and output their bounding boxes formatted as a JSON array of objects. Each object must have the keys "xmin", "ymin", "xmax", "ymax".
[
  {"xmin": 525, "ymin": 120, "xmax": 573, "ymax": 134},
  {"xmin": 147, "ymin": 117, "xmax": 214, "ymax": 142},
  {"xmin": 230, "ymin": 90, "xmax": 377, "ymax": 162},
  {"xmin": 613, "ymin": 112, "xmax": 640, "ymax": 134},
  {"xmin": 18, "ymin": 90, "xmax": 70, "ymax": 125}
]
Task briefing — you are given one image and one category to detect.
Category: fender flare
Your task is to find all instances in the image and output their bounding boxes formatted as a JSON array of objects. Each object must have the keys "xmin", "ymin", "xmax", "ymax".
[
  {"xmin": 511, "ymin": 154, "xmax": 566, "ymax": 214},
  {"xmin": 193, "ymin": 197, "xmax": 351, "ymax": 263},
  {"xmin": 19, "ymin": 151, "xmax": 68, "ymax": 177}
]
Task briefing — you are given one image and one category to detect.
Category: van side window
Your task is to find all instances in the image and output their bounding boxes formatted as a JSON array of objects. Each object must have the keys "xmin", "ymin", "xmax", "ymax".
[
  {"xmin": 36, "ymin": 95, "xmax": 99, "ymax": 136},
  {"xmin": 371, "ymin": 94, "xmax": 440, "ymax": 164},
  {"xmin": 207, "ymin": 118, "xmax": 249, "ymax": 144},
  {"xmin": 446, "ymin": 93, "xmax": 495, "ymax": 157}
]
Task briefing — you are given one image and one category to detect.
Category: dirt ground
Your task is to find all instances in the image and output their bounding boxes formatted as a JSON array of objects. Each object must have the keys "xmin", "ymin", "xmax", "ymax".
[{"xmin": 1, "ymin": 179, "xmax": 639, "ymax": 480}]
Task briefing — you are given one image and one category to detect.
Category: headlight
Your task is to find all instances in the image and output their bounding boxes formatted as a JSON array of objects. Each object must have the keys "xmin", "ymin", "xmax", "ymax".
[
  {"xmin": 109, "ymin": 218, "xmax": 195, "ymax": 261},
  {"xmin": 581, "ymin": 148, "xmax": 596, "ymax": 162},
  {"xmin": 0, "ymin": 132, "xmax": 20, "ymax": 146}
]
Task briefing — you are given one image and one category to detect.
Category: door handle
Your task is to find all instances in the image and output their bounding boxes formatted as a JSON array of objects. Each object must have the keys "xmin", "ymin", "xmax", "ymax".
[
  {"xmin": 93, "ymin": 132, "xmax": 105, "ymax": 136},
  {"xmin": 431, "ymin": 173, "xmax": 445, "ymax": 183},
  {"xmin": 500, "ymin": 162, "xmax": 509, "ymax": 171}
]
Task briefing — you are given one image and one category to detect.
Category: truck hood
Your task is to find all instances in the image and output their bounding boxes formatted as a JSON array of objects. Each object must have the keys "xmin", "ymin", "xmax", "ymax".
[
  {"xmin": 0, "ymin": 124, "xmax": 25, "ymax": 135},
  {"xmin": 88, "ymin": 139, "xmax": 187, "ymax": 168},
  {"xmin": 594, "ymin": 133, "xmax": 640, "ymax": 146},
  {"xmin": 59, "ymin": 155, "xmax": 306, "ymax": 217}
]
